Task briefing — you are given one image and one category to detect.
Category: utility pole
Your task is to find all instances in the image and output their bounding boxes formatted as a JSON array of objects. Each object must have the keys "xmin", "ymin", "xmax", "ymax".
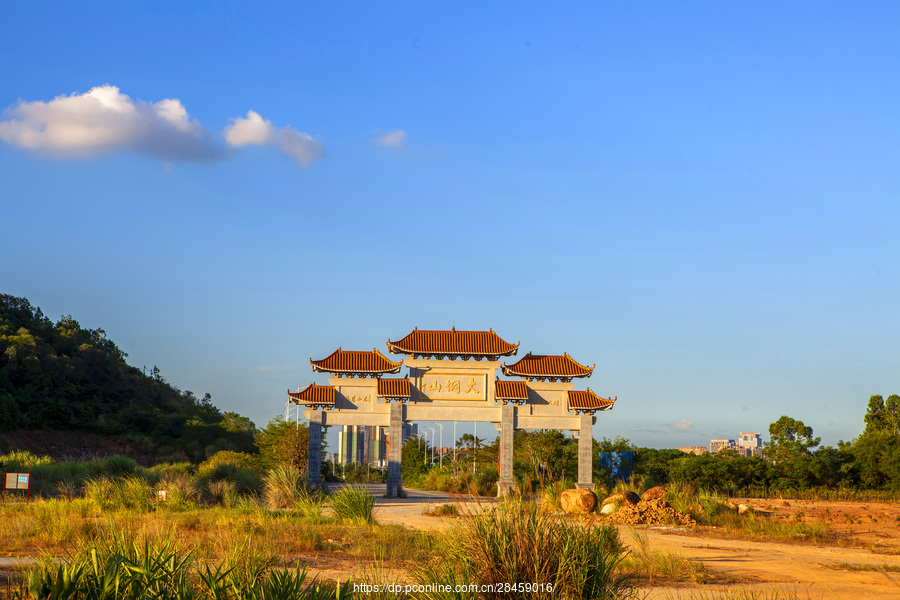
[
  {"xmin": 453, "ymin": 421, "xmax": 457, "ymax": 462},
  {"xmin": 426, "ymin": 427, "xmax": 436, "ymax": 467},
  {"xmin": 436, "ymin": 423, "xmax": 444, "ymax": 469}
]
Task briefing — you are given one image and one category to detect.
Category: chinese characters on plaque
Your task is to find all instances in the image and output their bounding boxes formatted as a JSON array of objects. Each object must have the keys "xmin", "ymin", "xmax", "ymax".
[{"xmin": 420, "ymin": 374, "xmax": 486, "ymax": 401}]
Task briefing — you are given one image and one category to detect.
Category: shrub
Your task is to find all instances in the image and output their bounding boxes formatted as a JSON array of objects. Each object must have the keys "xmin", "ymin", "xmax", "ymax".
[
  {"xmin": 422, "ymin": 469, "xmax": 455, "ymax": 492},
  {"xmin": 0, "ymin": 450, "xmax": 53, "ymax": 470},
  {"xmin": 145, "ymin": 462, "xmax": 193, "ymax": 485},
  {"xmin": 424, "ymin": 503, "xmax": 459, "ymax": 517},
  {"xmin": 198, "ymin": 450, "xmax": 259, "ymax": 472},
  {"xmin": 102, "ymin": 455, "xmax": 139, "ymax": 477},
  {"xmin": 196, "ymin": 461, "xmax": 262, "ymax": 496}
]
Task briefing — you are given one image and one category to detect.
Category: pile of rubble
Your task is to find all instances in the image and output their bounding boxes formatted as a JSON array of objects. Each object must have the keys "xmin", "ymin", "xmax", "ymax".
[
  {"xmin": 600, "ymin": 486, "xmax": 696, "ymax": 526},
  {"xmin": 608, "ymin": 498, "xmax": 696, "ymax": 526}
]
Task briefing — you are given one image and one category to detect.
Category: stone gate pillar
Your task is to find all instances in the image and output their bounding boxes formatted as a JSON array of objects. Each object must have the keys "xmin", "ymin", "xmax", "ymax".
[
  {"xmin": 498, "ymin": 404, "xmax": 516, "ymax": 495},
  {"xmin": 386, "ymin": 403, "xmax": 404, "ymax": 498},
  {"xmin": 307, "ymin": 410, "xmax": 323, "ymax": 486},
  {"xmin": 576, "ymin": 413, "xmax": 593, "ymax": 489}
]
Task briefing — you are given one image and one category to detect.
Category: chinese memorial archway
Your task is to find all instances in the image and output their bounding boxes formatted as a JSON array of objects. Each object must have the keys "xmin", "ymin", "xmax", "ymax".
[{"xmin": 288, "ymin": 328, "xmax": 616, "ymax": 497}]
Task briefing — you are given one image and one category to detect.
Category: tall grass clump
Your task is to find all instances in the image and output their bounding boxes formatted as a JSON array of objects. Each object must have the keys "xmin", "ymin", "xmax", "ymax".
[
  {"xmin": 331, "ymin": 485, "xmax": 376, "ymax": 525},
  {"xmin": 626, "ymin": 530, "xmax": 706, "ymax": 583},
  {"xmin": 542, "ymin": 479, "xmax": 572, "ymax": 510},
  {"xmin": 415, "ymin": 499, "xmax": 634, "ymax": 599},
  {"xmin": 158, "ymin": 472, "xmax": 200, "ymax": 508},
  {"xmin": 263, "ymin": 464, "xmax": 304, "ymax": 509},
  {"xmin": 207, "ymin": 479, "xmax": 240, "ymax": 508},
  {"xmin": 295, "ymin": 488, "xmax": 328, "ymax": 520},
  {"xmin": 83, "ymin": 475, "xmax": 153, "ymax": 511}
]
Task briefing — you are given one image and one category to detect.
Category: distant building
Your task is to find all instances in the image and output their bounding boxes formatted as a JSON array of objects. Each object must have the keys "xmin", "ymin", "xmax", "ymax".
[
  {"xmin": 708, "ymin": 433, "xmax": 764, "ymax": 457},
  {"xmin": 365, "ymin": 426, "xmax": 386, "ymax": 467},
  {"xmin": 710, "ymin": 439, "xmax": 735, "ymax": 453},
  {"xmin": 379, "ymin": 422, "xmax": 418, "ymax": 468},
  {"xmin": 737, "ymin": 432, "xmax": 761, "ymax": 449},
  {"xmin": 337, "ymin": 423, "xmax": 420, "ymax": 467},
  {"xmin": 677, "ymin": 446, "xmax": 708, "ymax": 456},
  {"xmin": 736, "ymin": 432, "xmax": 763, "ymax": 457},
  {"xmin": 337, "ymin": 425, "xmax": 366, "ymax": 465}
]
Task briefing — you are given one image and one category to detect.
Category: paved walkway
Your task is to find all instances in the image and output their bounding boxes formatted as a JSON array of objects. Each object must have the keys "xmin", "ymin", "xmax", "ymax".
[{"xmin": 328, "ymin": 482, "xmax": 498, "ymax": 530}]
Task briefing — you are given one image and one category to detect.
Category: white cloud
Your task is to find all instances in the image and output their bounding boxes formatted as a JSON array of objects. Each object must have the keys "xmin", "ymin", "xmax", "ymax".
[
  {"xmin": 0, "ymin": 85, "xmax": 222, "ymax": 161},
  {"xmin": 667, "ymin": 419, "xmax": 695, "ymax": 432},
  {"xmin": 374, "ymin": 130, "xmax": 406, "ymax": 148},
  {"xmin": 275, "ymin": 128, "xmax": 326, "ymax": 166},
  {"xmin": 225, "ymin": 111, "xmax": 325, "ymax": 167},
  {"xmin": 223, "ymin": 110, "xmax": 275, "ymax": 146}
]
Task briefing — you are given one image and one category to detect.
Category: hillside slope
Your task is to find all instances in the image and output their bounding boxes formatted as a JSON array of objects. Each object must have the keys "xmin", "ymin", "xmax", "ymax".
[{"xmin": 0, "ymin": 294, "xmax": 256, "ymax": 462}]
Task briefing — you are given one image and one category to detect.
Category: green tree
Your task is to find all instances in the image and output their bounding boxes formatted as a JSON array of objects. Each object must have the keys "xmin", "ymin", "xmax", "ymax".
[
  {"xmin": 885, "ymin": 395, "xmax": 900, "ymax": 435},
  {"xmin": 457, "ymin": 433, "xmax": 475, "ymax": 450},
  {"xmin": 766, "ymin": 416, "xmax": 820, "ymax": 489},
  {"xmin": 766, "ymin": 416, "xmax": 820, "ymax": 463},
  {"xmin": 402, "ymin": 434, "xmax": 429, "ymax": 482},
  {"xmin": 515, "ymin": 430, "xmax": 575, "ymax": 483},
  {"xmin": 852, "ymin": 431, "xmax": 900, "ymax": 489},
  {"xmin": 254, "ymin": 416, "xmax": 310, "ymax": 471},
  {"xmin": 810, "ymin": 444, "xmax": 857, "ymax": 488},
  {"xmin": 222, "ymin": 411, "xmax": 257, "ymax": 434},
  {"xmin": 864, "ymin": 394, "xmax": 887, "ymax": 435}
]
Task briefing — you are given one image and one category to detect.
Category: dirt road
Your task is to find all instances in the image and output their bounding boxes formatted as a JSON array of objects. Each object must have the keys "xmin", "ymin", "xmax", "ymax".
[{"xmin": 640, "ymin": 527, "xmax": 900, "ymax": 599}]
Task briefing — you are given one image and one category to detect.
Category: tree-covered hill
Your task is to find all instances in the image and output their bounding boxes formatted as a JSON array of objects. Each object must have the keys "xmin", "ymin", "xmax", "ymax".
[{"xmin": 0, "ymin": 294, "xmax": 256, "ymax": 462}]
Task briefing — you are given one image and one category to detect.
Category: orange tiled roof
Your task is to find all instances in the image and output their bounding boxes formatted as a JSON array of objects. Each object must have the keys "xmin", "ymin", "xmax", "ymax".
[
  {"xmin": 377, "ymin": 378, "xmax": 411, "ymax": 398},
  {"xmin": 287, "ymin": 383, "xmax": 335, "ymax": 405},
  {"xmin": 502, "ymin": 352, "xmax": 594, "ymax": 380},
  {"xmin": 567, "ymin": 389, "xmax": 616, "ymax": 412},
  {"xmin": 495, "ymin": 379, "xmax": 529, "ymax": 402},
  {"xmin": 310, "ymin": 348, "xmax": 402, "ymax": 375},
  {"xmin": 386, "ymin": 327, "xmax": 519, "ymax": 358}
]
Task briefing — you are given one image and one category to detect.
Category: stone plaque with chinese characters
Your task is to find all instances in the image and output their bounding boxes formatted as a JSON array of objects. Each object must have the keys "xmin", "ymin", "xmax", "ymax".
[{"xmin": 418, "ymin": 373, "xmax": 486, "ymax": 401}]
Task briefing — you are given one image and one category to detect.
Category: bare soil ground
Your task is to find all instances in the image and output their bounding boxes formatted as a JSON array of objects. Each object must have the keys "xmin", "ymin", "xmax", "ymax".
[
  {"xmin": 370, "ymin": 496, "xmax": 900, "ymax": 599},
  {"xmin": 629, "ymin": 497, "xmax": 900, "ymax": 599},
  {"xmin": 4, "ymin": 495, "xmax": 900, "ymax": 599}
]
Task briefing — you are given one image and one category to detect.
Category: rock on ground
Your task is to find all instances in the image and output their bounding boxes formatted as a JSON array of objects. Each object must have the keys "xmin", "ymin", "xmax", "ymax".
[
  {"xmin": 601, "ymin": 491, "xmax": 641, "ymax": 508},
  {"xmin": 641, "ymin": 486, "xmax": 666, "ymax": 501},
  {"xmin": 560, "ymin": 489, "xmax": 596, "ymax": 513}
]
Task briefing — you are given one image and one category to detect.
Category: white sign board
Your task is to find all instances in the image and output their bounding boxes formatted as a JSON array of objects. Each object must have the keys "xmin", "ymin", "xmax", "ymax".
[{"xmin": 5, "ymin": 472, "xmax": 29, "ymax": 490}]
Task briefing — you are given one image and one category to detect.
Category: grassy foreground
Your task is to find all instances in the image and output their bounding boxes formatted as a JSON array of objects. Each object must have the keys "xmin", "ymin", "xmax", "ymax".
[{"xmin": 1, "ymin": 496, "xmax": 636, "ymax": 600}]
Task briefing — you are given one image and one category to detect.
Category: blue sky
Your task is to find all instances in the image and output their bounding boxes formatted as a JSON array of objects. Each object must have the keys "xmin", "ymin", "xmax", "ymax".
[{"xmin": 1, "ymin": 1, "xmax": 898, "ymax": 450}]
